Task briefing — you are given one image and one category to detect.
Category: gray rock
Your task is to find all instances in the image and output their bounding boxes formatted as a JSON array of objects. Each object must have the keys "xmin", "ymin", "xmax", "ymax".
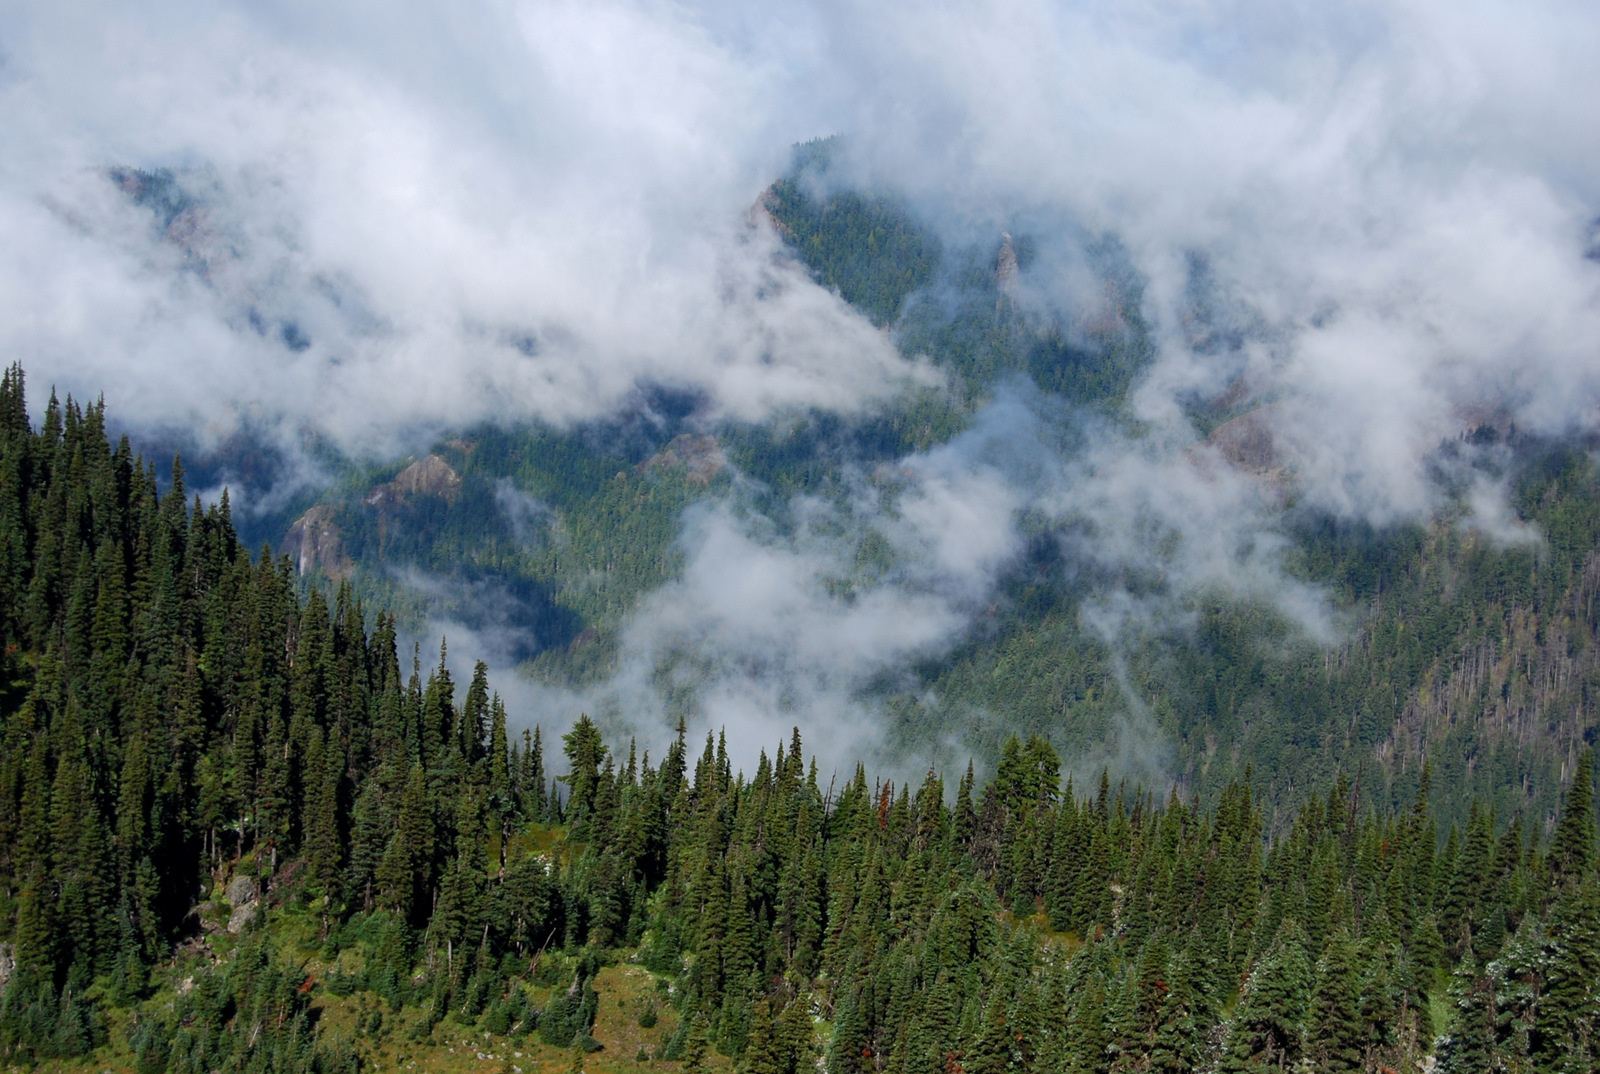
[
  {"xmin": 225, "ymin": 875, "xmax": 259, "ymax": 907},
  {"xmin": 227, "ymin": 901, "xmax": 257, "ymax": 935}
]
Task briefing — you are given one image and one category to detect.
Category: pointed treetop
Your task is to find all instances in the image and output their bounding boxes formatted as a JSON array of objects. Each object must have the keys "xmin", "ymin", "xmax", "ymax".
[{"xmin": 1551, "ymin": 748, "xmax": 1596, "ymax": 883}]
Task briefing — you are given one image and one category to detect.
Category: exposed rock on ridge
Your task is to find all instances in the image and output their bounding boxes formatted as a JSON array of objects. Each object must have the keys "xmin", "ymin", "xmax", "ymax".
[
  {"xmin": 283, "ymin": 454, "xmax": 462, "ymax": 578},
  {"xmin": 640, "ymin": 434, "xmax": 725, "ymax": 485},
  {"xmin": 996, "ymin": 232, "xmax": 1020, "ymax": 308},
  {"xmin": 365, "ymin": 454, "xmax": 461, "ymax": 508},
  {"xmin": 282, "ymin": 503, "xmax": 352, "ymax": 580}
]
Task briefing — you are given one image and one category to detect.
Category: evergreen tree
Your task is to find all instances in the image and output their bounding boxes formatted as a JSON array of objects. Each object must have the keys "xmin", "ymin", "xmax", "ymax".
[
  {"xmin": 1306, "ymin": 931, "xmax": 1363, "ymax": 1073},
  {"xmin": 1222, "ymin": 922, "xmax": 1310, "ymax": 1072},
  {"xmin": 1551, "ymin": 750, "xmax": 1597, "ymax": 887},
  {"xmin": 1, "ymin": 362, "xmax": 1598, "ymax": 1074},
  {"xmin": 1534, "ymin": 881, "xmax": 1600, "ymax": 1071}
]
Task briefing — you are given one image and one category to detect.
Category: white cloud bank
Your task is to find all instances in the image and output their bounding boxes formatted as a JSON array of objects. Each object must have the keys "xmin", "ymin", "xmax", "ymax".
[
  {"xmin": 0, "ymin": 0, "xmax": 926, "ymax": 457},
  {"xmin": 4, "ymin": 0, "xmax": 1596, "ymax": 519}
]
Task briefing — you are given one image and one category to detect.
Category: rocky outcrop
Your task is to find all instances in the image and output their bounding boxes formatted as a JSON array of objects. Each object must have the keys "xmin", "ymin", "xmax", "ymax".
[
  {"xmin": 751, "ymin": 188, "xmax": 792, "ymax": 239},
  {"xmin": 1195, "ymin": 405, "xmax": 1293, "ymax": 502},
  {"xmin": 1208, "ymin": 408, "xmax": 1280, "ymax": 474},
  {"xmin": 282, "ymin": 503, "xmax": 352, "ymax": 580},
  {"xmin": 364, "ymin": 454, "xmax": 461, "ymax": 508},
  {"xmin": 283, "ymin": 455, "xmax": 463, "ymax": 577},
  {"xmin": 996, "ymin": 232, "xmax": 1020, "ymax": 304},
  {"xmin": 225, "ymin": 874, "xmax": 260, "ymax": 935},
  {"xmin": 226, "ymin": 875, "xmax": 259, "ymax": 905},
  {"xmin": 1454, "ymin": 404, "xmax": 1518, "ymax": 443},
  {"xmin": 1078, "ymin": 280, "xmax": 1131, "ymax": 338},
  {"xmin": 640, "ymin": 434, "xmax": 726, "ymax": 485},
  {"xmin": 109, "ymin": 167, "xmax": 232, "ymax": 282}
]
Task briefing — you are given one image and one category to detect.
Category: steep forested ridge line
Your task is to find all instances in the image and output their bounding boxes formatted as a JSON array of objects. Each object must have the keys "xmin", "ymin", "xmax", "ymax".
[
  {"xmin": 761, "ymin": 155, "xmax": 1600, "ymax": 832},
  {"xmin": 2, "ymin": 365, "xmax": 1600, "ymax": 1073},
  {"xmin": 904, "ymin": 463, "xmax": 1600, "ymax": 838},
  {"xmin": 262, "ymin": 156, "xmax": 1600, "ymax": 839}
]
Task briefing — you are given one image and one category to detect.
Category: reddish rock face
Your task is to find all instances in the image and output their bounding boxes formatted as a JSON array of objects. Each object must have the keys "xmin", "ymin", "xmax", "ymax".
[
  {"xmin": 639, "ymin": 433, "xmax": 726, "ymax": 486},
  {"xmin": 1209, "ymin": 407, "xmax": 1280, "ymax": 475},
  {"xmin": 364, "ymin": 454, "xmax": 462, "ymax": 508},
  {"xmin": 1193, "ymin": 405, "xmax": 1293, "ymax": 505}
]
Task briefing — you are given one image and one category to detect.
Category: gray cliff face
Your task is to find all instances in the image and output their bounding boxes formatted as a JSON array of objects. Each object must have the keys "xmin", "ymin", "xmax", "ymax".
[
  {"xmin": 281, "ymin": 454, "xmax": 464, "ymax": 580},
  {"xmin": 996, "ymin": 232, "xmax": 1020, "ymax": 297},
  {"xmin": 281, "ymin": 503, "xmax": 351, "ymax": 579}
]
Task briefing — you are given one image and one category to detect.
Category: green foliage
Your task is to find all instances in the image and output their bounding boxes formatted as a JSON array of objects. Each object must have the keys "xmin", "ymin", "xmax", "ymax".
[
  {"xmin": 6, "ymin": 364, "xmax": 1600, "ymax": 1073},
  {"xmin": 763, "ymin": 139, "xmax": 940, "ymax": 328},
  {"xmin": 879, "ymin": 447, "xmax": 1600, "ymax": 839}
]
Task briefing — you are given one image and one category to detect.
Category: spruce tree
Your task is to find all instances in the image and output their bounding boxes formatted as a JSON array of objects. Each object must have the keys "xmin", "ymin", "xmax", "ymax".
[
  {"xmin": 1222, "ymin": 921, "xmax": 1310, "ymax": 1072},
  {"xmin": 1306, "ymin": 931, "xmax": 1363, "ymax": 1072},
  {"xmin": 1534, "ymin": 881, "xmax": 1600, "ymax": 1071},
  {"xmin": 1551, "ymin": 750, "xmax": 1597, "ymax": 886}
]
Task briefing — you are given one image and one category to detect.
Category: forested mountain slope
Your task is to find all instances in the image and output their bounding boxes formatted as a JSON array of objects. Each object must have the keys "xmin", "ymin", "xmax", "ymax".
[
  {"xmin": 761, "ymin": 145, "xmax": 1600, "ymax": 832},
  {"xmin": 2, "ymin": 365, "xmax": 1600, "ymax": 1073},
  {"xmin": 896, "ymin": 450, "xmax": 1600, "ymax": 834},
  {"xmin": 235, "ymin": 147, "xmax": 1600, "ymax": 839}
]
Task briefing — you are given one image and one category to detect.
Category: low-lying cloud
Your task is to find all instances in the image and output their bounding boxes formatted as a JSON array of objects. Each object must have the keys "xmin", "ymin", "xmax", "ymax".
[
  {"xmin": 800, "ymin": 0, "xmax": 1600, "ymax": 526},
  {"xmin": 527, "ymin": 413, "xmax": 1033, "ymax": 771},
  {"xmin": 494, "ymin": 386, "xmax": 1335, "ymax": 776},
  {"xmin": 1, "ymin": 0, "xmax": 925, "ymax": 474}
]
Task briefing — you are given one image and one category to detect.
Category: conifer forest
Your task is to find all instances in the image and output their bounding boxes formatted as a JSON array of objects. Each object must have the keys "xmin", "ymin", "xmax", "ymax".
[{"xmin": 3, "ymin": 362, "xmax": 1600, "ymax": 1073}]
